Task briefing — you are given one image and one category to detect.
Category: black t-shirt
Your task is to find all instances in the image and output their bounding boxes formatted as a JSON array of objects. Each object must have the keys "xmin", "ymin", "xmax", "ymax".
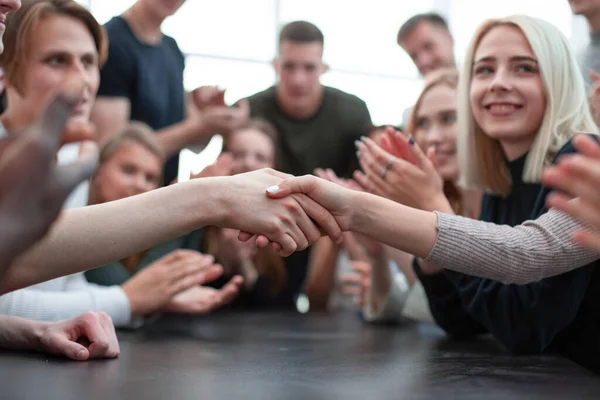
[
  {"xmin": 98, "ymin": 16, "xmax": 186, "ymax": 184},
  {"xmin": 245, "ymin": 86, "xmax": 372, "ymax": 178}
]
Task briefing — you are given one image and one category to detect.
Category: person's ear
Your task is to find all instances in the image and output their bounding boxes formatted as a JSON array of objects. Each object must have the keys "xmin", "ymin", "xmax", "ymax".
[
  {"xmin": 272, "ymin": 58, "xmax": 281, "ymax": 75},
  {"xmin": 320, "ymin": 63, "xmax": 330, "ymax": 75}
]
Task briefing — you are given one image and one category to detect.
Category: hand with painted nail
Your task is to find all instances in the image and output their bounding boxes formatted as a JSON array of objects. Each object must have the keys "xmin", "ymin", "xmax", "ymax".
[
  {"xmin": 353, "ymin": 134, "xmax": 452, "ymax": 212},
  {"xmin": 222, "ymin": 168, "xmax": 343, "ymax": 256},
  {"xmin": 264, "ymin": 174, "xmax": 359, "ymax": 238},
  {"xmin": 0, "ymin": 94, "xmax": 99, "ymax": 281},
  {"xmin": 542, "ymin": 134, "xmax": 600, "ymax": 253}
]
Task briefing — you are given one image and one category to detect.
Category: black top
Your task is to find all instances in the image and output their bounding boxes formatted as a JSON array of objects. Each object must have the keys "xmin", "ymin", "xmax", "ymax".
[
  {"xmin": 98, "ymin": 16, "xmax": 186, "ymax": 184},
  {"xmin": 415, "ymin": 135, "xmax": 600, "ymax": 374},
  {"xmin": 245, "ymin": 86, "xmax": 372, "ymax": 178},
  {"xmin": 2, "ymin": 312, "xmax": 599, "ymax": 400}
]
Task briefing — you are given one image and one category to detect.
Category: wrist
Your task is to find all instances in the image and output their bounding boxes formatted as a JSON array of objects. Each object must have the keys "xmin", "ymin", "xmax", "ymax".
[
  {"xmin": 425, "ymin": 194, "xmax": 454, "ymax": 214},
  {"xmin": 186, "ymin": 177, "xmax": 228, "ymax": 228},
  {"xmin": 346, "ymin": 190, "xmax": 366, "ymax": 232},
  {"xmin": 28, "ymin": 320, "xmax": 49, "ymax": 351}
]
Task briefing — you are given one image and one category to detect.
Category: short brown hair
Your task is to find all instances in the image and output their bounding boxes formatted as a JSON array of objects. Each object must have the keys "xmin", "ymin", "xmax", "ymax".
[
  {"xmin": 0, "ymin": 0, "xmax": 108, "ymax": 92},
  {"xmin": 99, "ymin": 121, "xmax": 164, "ymax": 166},
  {"xmin": 279, "ymin": 20, "xmax": 324, "ymax": 46},
  {"xmin": 397, "ymin": 12, "xmax": 449, "ymax": 44}
]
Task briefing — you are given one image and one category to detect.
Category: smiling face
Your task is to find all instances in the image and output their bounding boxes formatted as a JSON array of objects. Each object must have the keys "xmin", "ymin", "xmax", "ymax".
[
  {"xmin": 5, "ymin": 13, "xmax": 99, "ymax": 126},
  {"xmin": 469, "ymin": 24, "xmax": 546, "ymax": 160},
  {"xmin": 92, "ymin": 141, "xmax": 163, "ymax": 204},
  {"xmin": 227, "ymin": 127, "xmax": 276, "ymax": 174},
  {"xmin": 414, "ymin": 83, "xmax": 459, "ymax": 181}
]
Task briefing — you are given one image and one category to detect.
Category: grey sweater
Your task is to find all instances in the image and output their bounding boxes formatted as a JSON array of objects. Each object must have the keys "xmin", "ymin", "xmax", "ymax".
[{"xmin": 426, "ymin": 209, "xmax": 599, "ymax": 284}]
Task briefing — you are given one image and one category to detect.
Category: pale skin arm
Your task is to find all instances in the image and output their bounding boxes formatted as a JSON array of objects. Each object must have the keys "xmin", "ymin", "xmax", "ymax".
[
  {"xmin": 264, "ymin": 177, "xmax": 438, "ymax": 262},
  {"xmin": 2, "ymin": 169, "xmax": 342, "ymax": 293},
  {"xmin": 90, "ymin": 97, "xmax": 209, "ymax": 156}
]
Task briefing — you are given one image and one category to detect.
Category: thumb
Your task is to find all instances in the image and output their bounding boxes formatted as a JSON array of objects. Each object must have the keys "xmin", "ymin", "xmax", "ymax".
[
  {"xmin": 590, "ymin": 70, "xmax": 600, "ymax": 82},
  {"xmin": 265, "ymin": 175, "xmax": 316, "ymax": 199},
  {"xmin": 51, "ymin": 334, "xmax": 90, "ymax": 361}
]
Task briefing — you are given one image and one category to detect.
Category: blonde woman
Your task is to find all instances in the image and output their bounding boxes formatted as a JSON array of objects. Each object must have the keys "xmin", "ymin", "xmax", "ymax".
[{"xmin": 265, "ymin": 15, "xmax": 600, "ymax": 373}]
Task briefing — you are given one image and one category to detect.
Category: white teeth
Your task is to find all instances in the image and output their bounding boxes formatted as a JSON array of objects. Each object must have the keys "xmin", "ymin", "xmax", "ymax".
[{"xmin": 488, "ymin": 104, "xmax": 517, "ymax": 112}]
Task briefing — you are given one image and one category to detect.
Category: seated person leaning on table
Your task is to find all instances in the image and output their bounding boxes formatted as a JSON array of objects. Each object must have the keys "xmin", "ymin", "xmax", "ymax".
[{"xmin": 0, "ymin": 123, "xmax": 243, "ymax": 328}]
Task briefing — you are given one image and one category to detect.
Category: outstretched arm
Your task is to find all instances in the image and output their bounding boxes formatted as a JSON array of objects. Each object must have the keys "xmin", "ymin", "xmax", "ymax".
[{"xmin": 2, "ymin": 169, "xmax": 342, "ymax": 293}]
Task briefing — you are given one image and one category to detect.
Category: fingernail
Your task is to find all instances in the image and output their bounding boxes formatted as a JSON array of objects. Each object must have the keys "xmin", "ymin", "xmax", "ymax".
[
  {"xmin": 77, "ymin": 349, "xmax": 87, "ymax": 360},
  {"xmin": 354, "ymin": 140, "xmax": 361, "ymax": 149},
  {"xmin": 266, "ymin": 185, "xmax": 280, "ymax": 194},
  {"xmin": 356, "ymin": 150, "xmax": 361, "ymax": 159},
  {"xmin": 408, "ymin": 135, "xmax": 415, "ymax": 145},
  {"xmin": 360, "ymin": 136, "xmax": 367, "ymax": 143}
]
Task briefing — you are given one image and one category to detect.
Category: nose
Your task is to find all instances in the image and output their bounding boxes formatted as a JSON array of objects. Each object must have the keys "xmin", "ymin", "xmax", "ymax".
[
  {"xmin": 417, "ymin": 52, "xmax": 434, "ymax": 74},
  {"xmin": 489, "ymin": 67, "xmax": 513, "ymax": 93}
]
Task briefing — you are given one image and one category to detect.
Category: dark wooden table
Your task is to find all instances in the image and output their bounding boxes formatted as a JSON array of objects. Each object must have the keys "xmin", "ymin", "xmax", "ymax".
[{"xmin": 0, "ymin": 311, "xmax": 598, "ymax": 399}]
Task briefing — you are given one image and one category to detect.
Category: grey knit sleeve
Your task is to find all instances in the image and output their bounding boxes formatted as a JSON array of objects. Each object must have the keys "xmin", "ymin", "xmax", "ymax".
[{"xmin": 425, "ymin": 209, "xmax": 599, "ymax": 284}]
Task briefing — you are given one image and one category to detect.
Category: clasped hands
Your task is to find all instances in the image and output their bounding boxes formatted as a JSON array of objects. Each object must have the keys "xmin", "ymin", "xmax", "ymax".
[{"xmin": 238, "ymin": 127, "xmax": 451, "ymax": 254}]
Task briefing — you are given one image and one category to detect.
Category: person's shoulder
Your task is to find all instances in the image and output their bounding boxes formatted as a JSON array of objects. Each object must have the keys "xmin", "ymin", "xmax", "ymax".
[
  {"xmin": 245, "ymin": 86, "xmax": 276, "ymax": 106},
  {"xmin": 324, "ymin": 86, "xmax": 367, "ymax": 108},
  {"xmin": 554, "ymin": 133, "xmax": 599, "ymax": 161},
  {"xmin": 104, "ymin": 16, "xmax": 131, "ymax": 38}
]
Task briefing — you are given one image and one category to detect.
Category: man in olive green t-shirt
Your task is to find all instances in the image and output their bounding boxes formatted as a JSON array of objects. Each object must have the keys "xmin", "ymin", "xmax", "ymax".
[{"xmin": 245, "ymin": 20, "xmax": 372, "ymax": 178}]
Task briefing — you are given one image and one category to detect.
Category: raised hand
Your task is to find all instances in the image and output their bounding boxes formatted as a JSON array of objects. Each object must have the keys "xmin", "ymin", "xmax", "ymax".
[
  {"xmin": 0, "ymin": 94, "xmax": 99, "ymax": 278},
  {"xmin": 588, "ymin": 71, "xmax": 600, "ymax": 127},
  {"xmin": 542, "ymin": 134, "xmax": 600, "ymax": 253},
  {"xmin": 191, "ymin": 86, "xmax": 226, "ymax": 110},
  {"xmin": 38, "ymin": 312, "xmax": 120, "ymax": 361},
  {"xmin": 355, "ymin": 136, "xmax": 451, "ymax": 212},
  {"xmin": 121, "ymin": 250, "xmax": 223, "ymax": 316},
  {"xmin": 163, "ymin": 275, "xmax": 244, "ymax": 314},
  {"xmin": 341, "ymin": 261, "xmax": 372, "ymax": 308},
  {"xmin": 190, "ymin": 152, "xmax": 233, "ymax": 179}
]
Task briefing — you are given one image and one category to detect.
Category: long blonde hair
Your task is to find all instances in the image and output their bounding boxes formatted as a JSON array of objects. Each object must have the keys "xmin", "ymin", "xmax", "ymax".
[{"xmin": 457, "ymin": 15, "xmax": 598, "ymax": 195}]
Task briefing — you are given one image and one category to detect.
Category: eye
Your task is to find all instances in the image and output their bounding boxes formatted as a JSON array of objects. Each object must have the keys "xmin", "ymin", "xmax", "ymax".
[
  {"xmin": 81, "ymin": 55, "xmax": 98, "ymax": 68},
  {"xmin": 121, "ymin": 164, "xmax": 135, "ymax": 175},
  {"xmin": 416, "ymin": 118, "xmax": 429, "ymax": 129},
  {"xmin": 516, "ymin": 63, "xmax": 538, "ymax": 73},
  {"xmin": 474, "ymin": 65, "xmax": 493, "ymax": 75},
  {"xmin": 44, "ymin": 54, "xmax": 68, "ymax": 66},
  {"xmin": 442, "ymin": 113, "xmax": 457, "ymax": 125}
]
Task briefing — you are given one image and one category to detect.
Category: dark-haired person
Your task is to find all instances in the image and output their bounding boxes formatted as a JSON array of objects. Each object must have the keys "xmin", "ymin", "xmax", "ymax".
[
  {"xmin": 243, "ymin": 21, "xmax": 372, "ymax": 307},
  {"xmin": 397, "ymin": 12, "xmax": 456, "ymax": 78},
  {"xmin": 245, "ymin": 20, "xmax": 372, "ymax": 179},
  {"xmin": 90, "ymin": 0, "xmax": 248, "ymax": 186}
]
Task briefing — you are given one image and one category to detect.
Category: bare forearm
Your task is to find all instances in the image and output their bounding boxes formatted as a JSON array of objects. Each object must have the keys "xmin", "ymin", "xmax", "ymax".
[
  {"xmin": 0, "ymin": 316, "xmax": 44, "ymax": 351},
  {"xmin": 156, "ymin": 120, "xmax": 209, "ymax": 157},
  {"xmin": 2, "ymin": 179, "xmax": 223, "ymax": 293},
  {"xmin": 304, "ymin": 237, "xmax": 340, "ymax": 310},
  {"xmin": 350, "ymin": 192, "xmax": 438, "ymax": 259}
]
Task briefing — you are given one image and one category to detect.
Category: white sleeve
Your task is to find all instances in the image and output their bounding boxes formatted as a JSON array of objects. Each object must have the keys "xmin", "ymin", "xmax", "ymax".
[
  {"xmin": 0, "ymin": 280, "xmax": 132, "ymax": 327},
  {"xmin": 362, "ymin": 261, "xmax": 410, "ymax": 323}
]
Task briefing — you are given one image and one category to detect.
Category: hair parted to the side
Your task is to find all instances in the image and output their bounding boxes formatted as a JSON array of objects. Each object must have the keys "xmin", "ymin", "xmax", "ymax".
[
  {"xmin": 98, "ymin": 121, "xmax": 164, "ymax": 167},
  {"xmin": 457, "ymin": 15, "xmax": 598, "ymax": 196},
  {"xmin": 405, "ymin": 68, "xmax": 459, "ymax": 135},
  {"xmin": 0, "ymin": 0, "xmax": 108, "ymax": 93},
  {"xmin": 397, "ymin": 12, "xmax": 449, "ymax": 44},
  {"xmin": 279, "ymin": 20, "xmax": 324, "ymax": 47}
]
